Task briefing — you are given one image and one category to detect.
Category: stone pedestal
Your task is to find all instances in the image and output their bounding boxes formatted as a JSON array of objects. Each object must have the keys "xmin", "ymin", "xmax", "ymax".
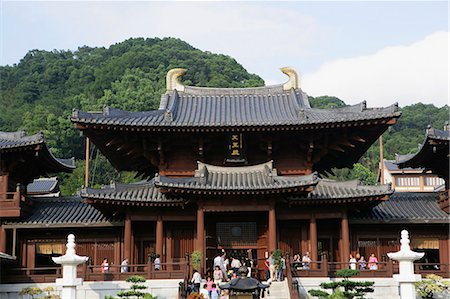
[
  {"xmin": 387, "ymin": 230, "xmax": 424, "ymax": 299},
  {"xmin": 52, "ymin": 234, "xmax": 89, "ymax": 299}
]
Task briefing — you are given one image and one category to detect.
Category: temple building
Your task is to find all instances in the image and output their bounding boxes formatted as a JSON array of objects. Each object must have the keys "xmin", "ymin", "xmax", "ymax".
[{"xmin": 0, "ymin": 68, "xmax": 448, "ymax": 284}]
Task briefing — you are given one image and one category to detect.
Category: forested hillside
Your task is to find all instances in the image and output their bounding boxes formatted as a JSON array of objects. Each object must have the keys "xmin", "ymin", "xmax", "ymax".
[{"xmin": 1, "ymin": 38, "xmax": 448, "ymax": 194}]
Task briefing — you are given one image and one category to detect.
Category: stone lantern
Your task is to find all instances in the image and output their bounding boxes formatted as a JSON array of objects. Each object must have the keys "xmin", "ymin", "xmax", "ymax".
[
  {"xmin": 52, "ymin": 234, "xmax": 89, "ymax": 299},
  {"xmin": 387, "ymin": 230, "xmax": 424, "ymax": 299}
]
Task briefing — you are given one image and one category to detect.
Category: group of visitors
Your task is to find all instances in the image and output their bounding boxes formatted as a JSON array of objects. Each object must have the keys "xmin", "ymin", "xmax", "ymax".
[
  {"xmin": 263, "ymin": 252, "xmax": 286, "ymax": 281},
  {"xmin": 213, "ymin": 249, "xmax": 254, "ymax": 280},
  {"xmin": 190, "ymin": 269, "xmax": 230, "ymax": 299},
  {"xmin": 349, "ymin": 253, "xmax": 378, "ymax": 270},
  {"xmin": 292, "ymin": 251, "xmax": 312, "ymax": 270}
]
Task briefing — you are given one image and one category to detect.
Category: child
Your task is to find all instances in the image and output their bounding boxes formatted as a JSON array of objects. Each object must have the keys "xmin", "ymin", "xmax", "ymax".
[
  {"xmin": 220, "ymin": 289, "xmax": 229, "ymax": 299},
  {"xmin": 200, "ymin": 283, "xmax": 209, "ymax": 298},
  {"xmin": 210, "ymin": 283, "xmax": 220, "ymax": 299},
  {"xmin": 206, "ymin": 276, "xmax": 214, "ymax": 297}
]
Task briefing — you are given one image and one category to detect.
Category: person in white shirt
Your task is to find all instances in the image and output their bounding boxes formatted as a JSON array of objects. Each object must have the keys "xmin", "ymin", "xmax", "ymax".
[
  {"xmin": 154, "ymin": 254, "xmax": 161, "ymax": 271},
  {"xmin": 200, "ymin": 283, "xmax": 209, "ymax": 298},
  {"xmin": 349, "ymin": 254, "xmax": 357, "ymax": 270},
  {"xmin": 191, "ymin": 269, "xmax": 202, "ymax": 293},
  {"xmin": 231, "ymin": 257, "xmax": 242, "ymax": 276},
  {"xmin": 120, "ymin": 258, "xmax": 129, "ymax": 273}
]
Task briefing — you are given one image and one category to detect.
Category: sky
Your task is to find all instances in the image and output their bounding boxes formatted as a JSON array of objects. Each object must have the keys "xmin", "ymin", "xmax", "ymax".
[{"xmin": 1, "ymin": 1, "xmax": 448, "ymax": 107}]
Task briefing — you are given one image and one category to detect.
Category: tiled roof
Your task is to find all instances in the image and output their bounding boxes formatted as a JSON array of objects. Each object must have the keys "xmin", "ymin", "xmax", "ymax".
[
  {"xmin": 396, "ymin": 126, "xmax": 449, "ymax": 181},
  {"xmin": 27, "ymin": 177, "xmax": 59, "ymax": 195},
  {"xmin": 72, "ymin": 69, "xmax": 400, "ymax": 131},
  {"xmin": 0, "ymin": 131, "xmax": 43, "ymax": 149},
  {"xmin": 155, "ymin": 161, "xmax": 318, "ymax": 193},
  {"xmin": 288, "ymin": 179, "xmax": 392, "ymax": 204},
  {"xmin": 384, "ymin": 160, "xmax": 423, "ymax": 172},
  {"xmin": 0, "ymin": 130, "xmax": 76, "ymax": 170},
  {"xmin": 4, "ymin": 196, "xmax": 121, "ymax": 227},
  {"xmin": 72, "ymin": 96, "xmax": 399, "ymax": 130},
  {"xmin": 82, "ymin": 180, "xmax": 185, "ymax": 205},
  {"xmin": 351, "ymin": 192, "xmax": 449, "ymax": 223}
]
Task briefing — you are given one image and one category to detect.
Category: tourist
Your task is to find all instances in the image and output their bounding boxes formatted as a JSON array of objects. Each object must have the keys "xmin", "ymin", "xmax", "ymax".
[
  {"xmin": 206, "ymin": 276, "xmax": 214, "ymax": 297},
  {"xmin": 220, "ymin": 289, "xmax": 229, "ymax": 299},
  {"xmin": 359, "ymin": 255, "xmax": 367, "ymax": 270},
  {"xmin": 293, "ymin": 253, "xmax": 301, "ymax": 270},
  {"xmin": 210, "ymin": 283, "xmax": 220, "ymax": 299},
  {"xmin": 277, "ymin": 255, "xmax": 286, "ymax": 281},
  {"xmin": 154, "ymin": 254, "xmax": 161, "ymax": 271},
  {"xmin": 231, "ymin": 256, "xmax": 242, "ymax": 276},
  {"xmin": 368, "ymin": 253, "xmax": 378, "ymax": 270},
  {"xmin": 213, "ymin": 265, "xmax": 223, "ymax": 284},
  {"xmin": 120, "ymin": 258, "xmax": 129, "ymax": 273},
  {"xmin": 101, "ymin": 258, "xmax": 109, "ymax": 273},
  {"xmin": 264, "ymin": 257, "xmax": 270, "ymax": 280},
  {"xmin": 245, "ymin": 257, "xmax": 253, "ymax": 277},
  {"xmin": 268, "ymin": 253, "xmax": 276, "ymax": 281},
  {"xmin": 200, "ymin": 283, "xmax": 209, "ymax": 298},
  {"xmin": 349, "ymin": 254, "xmax": 357, "ymax": 270},
  {"xmin": 191, "ymin": 269, "xmax": 202, "ymax": 293},
  {"xmin": 302, "ymin": 252, "xmax": 311, "ymax": 269}
]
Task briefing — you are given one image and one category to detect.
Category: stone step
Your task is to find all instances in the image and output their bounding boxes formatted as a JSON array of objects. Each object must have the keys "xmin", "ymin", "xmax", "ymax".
[{"xmin": 265, "ymin": 280, "xmax": 290, "ymax": 299}]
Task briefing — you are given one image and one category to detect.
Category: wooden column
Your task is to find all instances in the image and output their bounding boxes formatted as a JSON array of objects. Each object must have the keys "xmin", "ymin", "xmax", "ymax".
[
  {"xmin": 196, "ymin": 204, "xmax": 205, "ymax": 269},
  {"xmin": 85, "ymin": 137, "xmax": 90, "ymax": 187},
  {"xmin": 0, "ymin": 174, "xmax": 8, "ymax": 197},
  {"xmin": 0, "ymin": 225, "xmax": 6, "ymax": 253},
  {"xmin": 166, "ymin": 227, "xmax": 172, "ymax": 271},
  {"xmin": 309, "ymin": 214, "xmax": 318, "ymax": 269},
  {"xmin": 156, "ymin": 216, "xmax": 163, "ymax": 256},
  {"xmin": 268, "ymin": 205, "xmax": 277, "ymax": 253},
  {"xmin": 341, "ymin": 211, "xmax": 350, "ymax": 264},
  {"xmin": 124, "ymin": 212, "xmax": 132, "ymax": 261},
  {"xmin": 26, "ymin": 241, "xmax": 35, "ymax": 273}
]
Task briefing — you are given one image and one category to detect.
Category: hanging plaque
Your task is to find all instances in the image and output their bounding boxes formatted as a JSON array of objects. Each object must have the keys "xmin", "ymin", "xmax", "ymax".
[{"xmin": 225, "ymin": 133, "xmax": 247, "ymax": 163}]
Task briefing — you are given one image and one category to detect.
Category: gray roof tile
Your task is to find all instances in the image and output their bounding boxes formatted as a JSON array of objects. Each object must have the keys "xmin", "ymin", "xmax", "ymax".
[
  {"xmin": 155, "ymin": 161, "xmax": 318, "ymax": 193},
  {"xmin": 288, "ymin": 179, "xmax": 392, "ymax": 203},
  {"xmin": 351, "ymin": 192, "xmax": 449, "ymax": 223},
  {"xmin": 27, "ymin": 177, "xmax": 59, "ymax": 194},
  {"xmin": 5, "ymin": 196, "xmax": 120, "ymax": 227},
  {"xmin": 82, "ymin": 180, "xmax": 185, "ymax": 205},
  {"xmin": 72, "ymin": 87, "xmax": 400, "ymax": 129}
]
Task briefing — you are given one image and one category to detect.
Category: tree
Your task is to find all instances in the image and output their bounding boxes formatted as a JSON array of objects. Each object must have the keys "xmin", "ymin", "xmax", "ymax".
[
  {"xmin": 191, "ymin": 250, "xmax": 202, "ymax": 271},
  {"xmin": 309, "ymin": 269, "xmax": 374, "ymax": 299},
  {"xmin": 105, "ymin": 275, "xmax": 157, "ymax": 299}
]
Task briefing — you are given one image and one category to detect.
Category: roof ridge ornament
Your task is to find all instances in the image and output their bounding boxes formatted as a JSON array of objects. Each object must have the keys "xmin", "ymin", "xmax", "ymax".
[
  {"xmin": 166, "ymin": 68, "xmax": 186, "ymax": 92},
  {"xmin": 281, "ymin": 67, "xmax": 300, "ymax": 90}
]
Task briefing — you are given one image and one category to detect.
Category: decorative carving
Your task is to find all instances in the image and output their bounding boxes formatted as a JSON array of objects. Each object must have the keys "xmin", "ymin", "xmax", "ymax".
[
  {"xmin": 166, "ymin": 68, "xmax": 186, "ymax": 91},
  {"xmin": 281, "ymin": 67, "xmax": 300, "ymax": 90}
]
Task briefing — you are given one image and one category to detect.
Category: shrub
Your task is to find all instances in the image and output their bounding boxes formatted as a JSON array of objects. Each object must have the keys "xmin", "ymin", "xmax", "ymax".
[
  {"xmin": 309, "ymin": 269, "xmax": 374, "ymax": 299},
  {"xmin": 415, "ymin": 274, "xmax": 450, "ymax": 299},
  {"xmin": 106, "ymin": 275, "xmax": 157, "ymax": 299},
  {"xmin": 191, "ymin": 250, "xmax": 202, "ymax": 271}
]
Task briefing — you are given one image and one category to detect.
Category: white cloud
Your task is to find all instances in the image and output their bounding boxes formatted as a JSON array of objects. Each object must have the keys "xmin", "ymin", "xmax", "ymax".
[{"xmin": 303, "ymin": 31, "xmax": 449, "ymax": 107}]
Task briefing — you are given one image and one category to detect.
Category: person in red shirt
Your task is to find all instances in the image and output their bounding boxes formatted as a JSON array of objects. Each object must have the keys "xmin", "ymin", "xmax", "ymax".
[{"xmin": 264, "ymin": 258, "xmax": 270, "ymax": 281}]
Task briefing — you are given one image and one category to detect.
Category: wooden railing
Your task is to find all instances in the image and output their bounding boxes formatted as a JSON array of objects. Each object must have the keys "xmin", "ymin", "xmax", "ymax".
[
  {"xmin": 3, "ymin": 261, "xmax": 448, "ymax": 284},
  {"xmin": 285, "ymin": 253, "xmax": 300, "ymax": 299},
  {"xmin": 4, "ymin": 259, "xmax": 189, "ymax": 283},
  {"xmin": 288, "ymin": 261, "xmax": 449, "ymax": 278}
]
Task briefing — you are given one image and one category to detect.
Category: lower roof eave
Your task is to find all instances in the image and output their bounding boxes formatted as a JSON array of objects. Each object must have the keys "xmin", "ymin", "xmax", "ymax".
[
  {"xmin": 3, "ymin": 221, "xmax": 124, "ymax": 229},
  {"xmin": 288, "ymin": 196, "xmax": 388, "ymax": 205},
  {"xmin": 349, "ymin": 219, "xmax": 450, "ymax": 224},
  {"xmin": 86, "ymin": 198, "xmax": 185, "ymax": 207}
]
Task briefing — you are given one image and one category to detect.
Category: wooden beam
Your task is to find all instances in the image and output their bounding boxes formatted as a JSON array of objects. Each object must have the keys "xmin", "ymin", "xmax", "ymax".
[
  {"xmin": 85, "ymin": 137, "xmax": 90, "ymax": 187},
  {"xmin": 341, "ymin": 211, "xmax": 350, "ymax": 263}
]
